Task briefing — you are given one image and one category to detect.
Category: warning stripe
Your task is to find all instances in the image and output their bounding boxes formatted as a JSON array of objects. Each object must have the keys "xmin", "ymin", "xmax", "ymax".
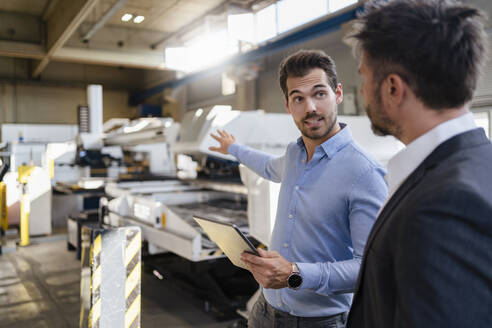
[
  {"xmin": 125, "ymin": 229, "xmax": 141, "ymax": 328},
  {"xmin": 125, "ymin": 294, "xmax": 141, "ymax": 328},
  {"xmin": 92, "ymin": 266, "xmax": 102, "ymax": 291},
  {"xmin": 125, "ymin": 231, "xmax": 141, "ymax": 266},
  {"xmin": 89, "ymin": 232, "xmax": 102, "ymax": 328},
  {"xmin": 89, "ymin": 298, "xmax": 101, "ymax": 328},
  {"xmin": 93, "ymin": 233, "xmax": 102, "ymax": 258},
  {"xmin": 125, "ymin": 261, "xmax": 141, "ymax": 298}
]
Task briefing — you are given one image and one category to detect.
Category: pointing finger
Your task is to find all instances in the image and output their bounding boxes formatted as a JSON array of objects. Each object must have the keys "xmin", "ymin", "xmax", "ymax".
[{"xmin": 210, "ymin": 133, "xmax": 221, "ymax": 141}]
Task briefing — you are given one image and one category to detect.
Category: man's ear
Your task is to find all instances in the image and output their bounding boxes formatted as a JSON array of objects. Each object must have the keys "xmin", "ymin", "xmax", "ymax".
[
  {"xmin": 383, "ymin": 74, "xmax": 405, "ymax": 107},
  {"xmin": 335, "ymin": 83, "xmax": 343, "ymax": 105}
]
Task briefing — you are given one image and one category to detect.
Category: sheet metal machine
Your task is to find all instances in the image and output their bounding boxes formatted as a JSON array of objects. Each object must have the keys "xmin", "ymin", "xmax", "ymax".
[{"xmin": 101, "ymin": 106, "xmax": 299, "ymax": 261}]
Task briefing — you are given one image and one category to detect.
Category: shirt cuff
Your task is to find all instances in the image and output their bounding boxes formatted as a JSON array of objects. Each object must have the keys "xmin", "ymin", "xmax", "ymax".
[
  {"xmin": 296, "ymin": 262, "xmax": 326, "ymax": 290},
  {"xmin": 227, "ymin": 143, "xmax": 240, "ymax": 157}
]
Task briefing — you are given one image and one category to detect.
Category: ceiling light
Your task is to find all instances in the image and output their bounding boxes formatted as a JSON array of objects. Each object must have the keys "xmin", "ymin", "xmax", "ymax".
[
  {"xmin": 133, "ymin": 15, "xmax": 145, "ymax": 24},
  {"xmin": 121, "ymin": 13, "xmax": 133, "ymax": 22}
]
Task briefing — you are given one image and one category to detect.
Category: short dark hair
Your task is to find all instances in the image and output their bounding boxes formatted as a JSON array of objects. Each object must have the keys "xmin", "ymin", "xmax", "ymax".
[
  {"xmin": 350, "ymin": 0, "xmax": 488, "ymax": 109},
  {"xmin": 279, "ymin": 49, "xmax": 338, "ymax": 100}
]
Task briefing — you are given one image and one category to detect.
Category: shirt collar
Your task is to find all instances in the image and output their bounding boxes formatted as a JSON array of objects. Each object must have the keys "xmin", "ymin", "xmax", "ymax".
[
  {"xmin": 296, "ymin": 123, "xmax": 353, "ymax": 159},
  {"xmin": 385, "ymin": 112, "xmax": 477, "ymax": 196}
]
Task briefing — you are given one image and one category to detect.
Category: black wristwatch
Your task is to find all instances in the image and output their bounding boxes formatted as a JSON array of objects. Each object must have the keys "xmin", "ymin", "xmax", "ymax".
[{"xmin": 287, "ymin": 263, "xmax": 303, "ymax": 290}]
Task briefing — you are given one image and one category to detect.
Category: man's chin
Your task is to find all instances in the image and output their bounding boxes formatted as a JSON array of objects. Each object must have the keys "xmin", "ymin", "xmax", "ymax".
[
  {"xmin": 302, "ymin": 128, "xmax": 330, "ymax": 140},
  {"xmin": 370, "ymin": 123, "xmax": 390, "ymax": 137}
]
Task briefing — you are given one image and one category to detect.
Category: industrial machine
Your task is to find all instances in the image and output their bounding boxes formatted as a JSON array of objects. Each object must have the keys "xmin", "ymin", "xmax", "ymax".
[
  {"xmin": 103, "ymin": 106, "xmax": 300, "ymax": 260},
  {"xmin": 99, "ymin": 106, "xmax": 298, "ymax": 317}
]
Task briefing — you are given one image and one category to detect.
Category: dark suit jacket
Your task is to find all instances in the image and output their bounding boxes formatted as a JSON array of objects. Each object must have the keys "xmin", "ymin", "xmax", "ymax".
[{"xmin": 347, "ymin": 128, "xmax": 492, "ymax": 328}]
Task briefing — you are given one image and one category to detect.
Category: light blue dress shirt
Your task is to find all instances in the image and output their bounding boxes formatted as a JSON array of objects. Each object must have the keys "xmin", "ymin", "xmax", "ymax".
[{"xmin": 228, "ymin": 124, "xmax": 387, "ymax": 317}]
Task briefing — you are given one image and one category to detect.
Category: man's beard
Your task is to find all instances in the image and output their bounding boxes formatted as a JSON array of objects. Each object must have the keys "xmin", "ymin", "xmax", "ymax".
[
  {"xmin": 366, "ymin": 103, "xmax": 393, "ymax": 137},
  {"xmin": 297, "ymin": 111, "xmax": 337, "ymax": 140},
  {"xmin": 365, "ymin": 92, "xmax": 401, "ymax": 138}
]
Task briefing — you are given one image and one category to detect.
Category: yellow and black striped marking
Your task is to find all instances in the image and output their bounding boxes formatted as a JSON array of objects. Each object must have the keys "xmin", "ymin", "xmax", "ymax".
[
  {"xmin": 88, "ymin": 232, "xmax": 102, "ymax": 328},
  {"xmin": 125, "ymin": 229, "xmax": 141, "ymax": 328}
]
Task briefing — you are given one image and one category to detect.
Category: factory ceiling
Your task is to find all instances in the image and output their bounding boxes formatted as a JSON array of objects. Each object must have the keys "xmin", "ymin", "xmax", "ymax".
[
  {"xmin": 0, "ymin": 0, "xmax": 272, "ymax": 76},
  {"xmin": 0, "ymin": 0, "xmax": 490, "ymax": 83}
]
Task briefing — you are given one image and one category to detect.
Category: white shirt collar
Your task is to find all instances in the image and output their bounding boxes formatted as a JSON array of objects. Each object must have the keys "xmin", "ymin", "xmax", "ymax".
[{"xmin": 385, "ymin": 112, "xmax": 477, "ymax": 197}]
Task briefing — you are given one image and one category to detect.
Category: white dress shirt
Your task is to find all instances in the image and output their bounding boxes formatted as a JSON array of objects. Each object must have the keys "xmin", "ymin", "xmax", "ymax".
[{"xmin": 385, "ymin": 112, "xmax": 477, "ymax": 200}]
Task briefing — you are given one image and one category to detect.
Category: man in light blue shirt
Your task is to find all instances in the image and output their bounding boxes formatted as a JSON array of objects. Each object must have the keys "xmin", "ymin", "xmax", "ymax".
[{"xmin": 209, "ymin": 50, "xmax": 387, "ymax": 328}]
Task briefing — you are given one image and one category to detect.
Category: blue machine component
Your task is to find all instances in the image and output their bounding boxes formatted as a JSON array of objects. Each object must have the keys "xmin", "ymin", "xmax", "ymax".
[{"xmin": 137, "ymin": 104, "xmax": 162, "ymax": 117}]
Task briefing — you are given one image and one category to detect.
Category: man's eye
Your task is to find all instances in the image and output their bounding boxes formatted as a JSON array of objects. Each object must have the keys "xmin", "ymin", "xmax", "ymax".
[
  {"xmin": 294, "ymin": 97, "xmax": 303, "ymax": 103},
  {"xmin": 317, "ymin": 91, "xmax": 326, "ymax": 97}
]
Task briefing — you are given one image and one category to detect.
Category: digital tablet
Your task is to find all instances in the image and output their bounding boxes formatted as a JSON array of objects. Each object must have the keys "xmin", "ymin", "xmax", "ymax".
[{"xmin": 193, "ymin": 215, "xmax": 259, "ymax": 269}]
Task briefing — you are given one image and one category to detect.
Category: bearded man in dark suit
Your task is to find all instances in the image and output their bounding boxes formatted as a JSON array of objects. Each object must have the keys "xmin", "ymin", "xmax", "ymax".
[{"xmin": 346, "ymin": 0, "xmax": 492, "ymax": 327}]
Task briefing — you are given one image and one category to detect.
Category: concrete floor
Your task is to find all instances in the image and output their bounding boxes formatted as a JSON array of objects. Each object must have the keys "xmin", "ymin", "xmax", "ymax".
[{"xmin": 0, "ymin": 235, "xmax": 243, "ymax": 328}]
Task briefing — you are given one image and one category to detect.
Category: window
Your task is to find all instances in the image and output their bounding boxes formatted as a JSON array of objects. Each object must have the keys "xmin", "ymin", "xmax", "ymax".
[
  {"xmin": 228, "ymin": 13, "xmax": 255, "ymax": 43},
  {"xmin": 277, "ymin": 0, "xmax": 328, "ymax": 34},
  {"xmin": 165, "ymin": 30, "xmax": 238, "ymax": 72},
  {"xmin": 329, "ymin": 0, "xmax": 358, "ymax": 13},
  {"xmin": 256, "ymin": 4, "xmax": 277, "ymax": 43},
  {"xmin": 166, "ymin": 0, "xmax": 358, "ymax": 73}
]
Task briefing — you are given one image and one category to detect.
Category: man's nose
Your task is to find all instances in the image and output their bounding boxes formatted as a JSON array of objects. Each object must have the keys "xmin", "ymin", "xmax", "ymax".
[{"xmin": 305, "ymin": 98, "xmax": 316, "ymax": 113}]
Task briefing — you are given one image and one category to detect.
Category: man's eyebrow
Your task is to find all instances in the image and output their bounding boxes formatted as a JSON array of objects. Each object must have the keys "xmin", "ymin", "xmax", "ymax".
[
  {"xmin": 288, "ymin": 89, "xmax": 301, "ymax": 97},
  {"xmin": 288, "ymin": 84, "xmax": 328, "ymax": 97}
]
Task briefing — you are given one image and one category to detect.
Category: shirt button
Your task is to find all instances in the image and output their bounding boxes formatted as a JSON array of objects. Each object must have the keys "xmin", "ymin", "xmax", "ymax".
[
  {"xmin": 288, "ymin": 214, "xmax": 293, "ymax": 219},
  {"xmin": 283, "ymin": 243, "xmax": 289, "ymax": 248},
  {"xmin": 301, "ymin": 159, "xmax": 305, "ymax": 163},
  {"xmin": 278, "ymin": 303, "xmax": 282, "ymax": 307},
  {"xmin": 295, "ymin": 186, "xmax": 299, "ymax": 190}
]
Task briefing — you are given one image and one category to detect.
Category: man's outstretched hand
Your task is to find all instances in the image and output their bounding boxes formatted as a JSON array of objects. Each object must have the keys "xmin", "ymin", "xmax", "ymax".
[{"xmin": 209, "ymin": 130, "xmax": 236, "ymax": 154}]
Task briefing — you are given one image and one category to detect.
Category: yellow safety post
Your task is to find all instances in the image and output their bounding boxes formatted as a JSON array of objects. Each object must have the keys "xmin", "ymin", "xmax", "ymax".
[
  {"xmin": 18, "ymin": 165, "xmax": 35, "ymax": 247},
  {"xmin": 0, "ymin": 182, "xmax": 7, "ymax": 233},
  {"xmin": 49, "ymin": 159, "xmax": 55, "ymax": 180}
]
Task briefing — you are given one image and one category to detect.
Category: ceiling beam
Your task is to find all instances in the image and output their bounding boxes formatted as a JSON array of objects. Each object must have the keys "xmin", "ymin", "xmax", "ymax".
[
  {"xmin": 32, "ymin": 0, "xmax": 100, "ymax": 78},
  {"xmin": 0, "ymin": 41, "xmax": 44, "ymax": 60},
  {"xmin": 42, "ymin": 0, "xmax": 60, "ymax": 21},
  {"xmin": 0, "ymin": 40, "xmax": 168, "ymax": 70},
  {"xmin": 54, "ymin": 47, "xmax": 169, "ymax": 70},
  {"xmin": 81, "ymin": 0, "xmax": 128, "ymax": 42}
]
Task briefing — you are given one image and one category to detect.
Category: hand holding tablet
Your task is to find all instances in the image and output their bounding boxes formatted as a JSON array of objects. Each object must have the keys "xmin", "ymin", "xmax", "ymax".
[{"xmin": 193, "ymin": 215, "xmax": 259, "ymax": 269}]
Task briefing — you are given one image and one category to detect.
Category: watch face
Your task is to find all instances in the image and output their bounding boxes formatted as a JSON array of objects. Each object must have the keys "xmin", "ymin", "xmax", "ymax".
[{"xmin": 288, "ymin": 273, "xmax": 302, "ymax": 289}]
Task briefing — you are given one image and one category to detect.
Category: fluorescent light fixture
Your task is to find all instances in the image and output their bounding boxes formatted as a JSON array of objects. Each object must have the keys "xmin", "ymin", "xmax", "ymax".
[
  {"xmin": 133, "ymin": 15, "xmax": 145, "ymax": 23},
  {"xmin": 121, "ymin": 13, "xmax": 133, "ymax": 22}
]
